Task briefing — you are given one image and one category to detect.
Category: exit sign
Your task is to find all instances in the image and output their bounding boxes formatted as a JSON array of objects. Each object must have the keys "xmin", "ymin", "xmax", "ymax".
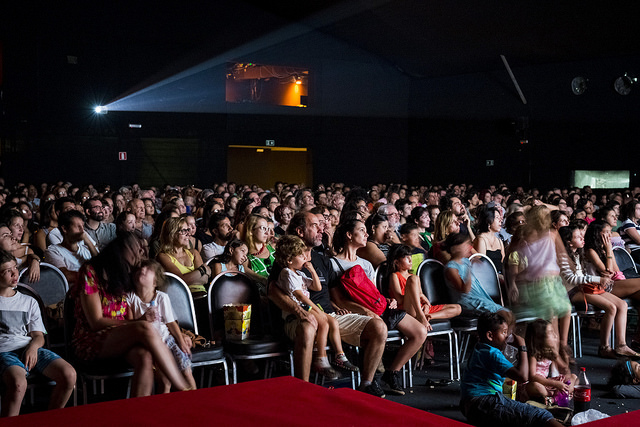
[
  {"xmin": 265, "ymin": 140, "xmax": 275, "ymax": 146},
  {"xmin": 486, "ymin": 160, "xmax": 494, "ymax": 167},
  {"xmin": 119, "ymin": 152, "xmax": 127, "ymax": 161}
]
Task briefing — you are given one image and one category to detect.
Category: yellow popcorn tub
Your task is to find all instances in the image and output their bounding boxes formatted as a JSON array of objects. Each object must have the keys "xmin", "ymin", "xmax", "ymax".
[
  {"xmin": 503, "ymin": 378, "xmax": 517, "ymax": 400},
  {"xmin": 223, "ymin": 304, "xmax": 251, "ymax": 340}
]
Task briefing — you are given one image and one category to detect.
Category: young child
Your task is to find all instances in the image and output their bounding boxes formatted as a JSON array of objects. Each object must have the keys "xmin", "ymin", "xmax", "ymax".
[
  {"xmin": 0, "ymin": 250, "xmax": 76, "ymax": 417},
  {"xmin": 443, "ymin": 233, "xmax": 511, "ymax": 320},
  {"xmin": 460, "ymin": 312, "xmax": 561, "ymax": 427},
  {"xmin": 210, "ymin": 238, "xmax": 248, "ymax": 276},
  {"xmin": 126, "ymin": 260, "xmax": 196, "ymax": 392},
  {"xmin": 398, "ymin": 223, "xmax": 427, "ymax": 274},
  {"xmin": 274, "ymin": 235, "xmax": 358, "ymax": 378},
  {"xmin": 387, "ymin": 244, "xmax": 461, "ymax": 329},
  {"xmin": 522, "ymin": 319, "xmax": 576, "ymax": 404}
]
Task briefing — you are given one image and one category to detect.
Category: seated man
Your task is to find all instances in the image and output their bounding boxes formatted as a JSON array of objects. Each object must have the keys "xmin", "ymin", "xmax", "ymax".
[
  {"xmin": 460, "ymin": 312, "xmax": 560, "ymax": 427},
  {"xmin": 268, "ymin": 212, "xmax": 388, "ymax": 398},
  {"xmin": 201, "ymin": 212, "xmax": 235, "ymax": 263},
  {"xmin": 0, "ymin": 250, "xmax": 76, "ymax": 417},
  {"xmin": 44, "ymin": 210, "xmax": 97, "ymax": 286},
  {"xmin": 83, "ymin": 197, "xmax": 116, "ymax": 251}
]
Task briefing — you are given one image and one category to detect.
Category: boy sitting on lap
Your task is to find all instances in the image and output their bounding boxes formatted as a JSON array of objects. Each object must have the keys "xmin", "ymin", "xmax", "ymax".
[{"xmin": 460, "ymin": 312, "xmax": 561, "ymax": 427}]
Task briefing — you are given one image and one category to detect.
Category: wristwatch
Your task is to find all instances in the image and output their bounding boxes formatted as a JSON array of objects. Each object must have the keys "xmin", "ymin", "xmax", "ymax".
[{"xmin": 518, "ymin": 346, "xmax": 527, "ymax": 352}]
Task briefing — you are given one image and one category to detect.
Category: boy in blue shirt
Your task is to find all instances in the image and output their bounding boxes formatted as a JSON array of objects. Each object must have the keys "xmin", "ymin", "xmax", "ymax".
[{"xmin": 460, "ymin": 312, "xmax": 561, "ymax": 427}]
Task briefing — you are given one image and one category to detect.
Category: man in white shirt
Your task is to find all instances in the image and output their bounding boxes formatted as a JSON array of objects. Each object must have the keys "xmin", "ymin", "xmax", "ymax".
[
  {"xmin": 201, "ymin": 213, "xmax": 235, "ymax": 263},
  {"xmin": 45, "ymin": 210, "xmax": 97, "ymax": 285}
]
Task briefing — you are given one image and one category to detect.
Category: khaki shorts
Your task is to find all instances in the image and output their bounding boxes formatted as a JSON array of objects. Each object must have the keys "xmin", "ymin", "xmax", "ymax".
[{"xmin": 283, "ymin": 312, "xmax": 371, "ymax": 347}]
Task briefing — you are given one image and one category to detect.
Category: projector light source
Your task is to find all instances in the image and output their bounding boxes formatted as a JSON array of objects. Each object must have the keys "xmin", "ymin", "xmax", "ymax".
[{"xmin": 94, "ymin": 106, "xmax": 108, "ymax": 114}]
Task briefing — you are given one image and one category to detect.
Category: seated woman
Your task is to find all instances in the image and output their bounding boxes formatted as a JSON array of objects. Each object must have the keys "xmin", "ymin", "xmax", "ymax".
[
  {"xmin": 387, "ymin": 244, "xmax": 461, "ymax": 329},
  {"xmin": 331, "ymin": 219, "xmax": 427, "ymax": 396},
  {"xmin": 408, "ymin": 206, "xmax": 432, "ymax": 252},
  {"xmin": 473, "ymin": 206, "xmax": 505, "ymax": 276},
  {"xmin": 148, "ymin": 204, "xmax": 180, "ymax": 259},
  {"xmin": 576, "ymin": 199, "xmax": 596, "ymax": 224},
  {"xmin": 33, "ymin": 200, "xmax": 58, "ymax": 253},
  {"xmin": 426, "ymin": 205, "xmax": 440, "ymax": 233},
  {"xmin": 273, "ymin": 205, "xmax": 293, "ymax": 237},
  {"xmin": 181, "ymin": 213, "xmax": 202, "ymax": 254},
  {"xmin": 598, "ymin": 206, "xmax": 625, "ymax": 250},
  {"xmin": 619, "ymin": 200, "xmax": 640, "ymax": 251},
  {"xmin": 550, "ymin": 210, "xmax": 570, "ymax": 231},
  {"xmin": 502, "ymin": 211, "xmax": 525, "ymax": 248},
  {"xmin": 72, "ymin": 233, "xmax": 189, "ymax": 396},
  {"xmin": 558, "ymin": 224, "xmax": 639, "ymax": 358},
  {"xmin": 241, "ymin": 214, "xmax": 275, "ymax": 285},
  {"xmin": 142, "ymin": 197, "xmax": 157, "ymax": 227},
  {"xmin": 431, "ymin": 210, "xmax": 461, "ymax": 264},
  {"xmin": 356, "ymin": 213, "xmax": 389, "ymax": 269},
  {"xmin": 16, "ymin": 201, "xmax": 37, "ymax": 246},
  {"xmin": 115, "ymin": 211, "xmax": 137, "ymax": 235},
  {"xmin": 156, "ymin": 217, "xmax": 211, "ymax": 299}
]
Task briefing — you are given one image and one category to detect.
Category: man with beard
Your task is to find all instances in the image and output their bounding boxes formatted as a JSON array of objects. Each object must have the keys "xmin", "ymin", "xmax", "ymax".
[
  {"xmin": 83, "ymin": 197, "xmax": 116, "ymax": 251},
  {"xmin": 201, "ymin": 212, "xmax": 235, "ymax": 263},
  {"xmin": 45, "ymin": 210, "xmax": 97, "ymax": 286},
  {"xmin": 268, "ymin": 212, "xmax": 388, "ymax": 397}
]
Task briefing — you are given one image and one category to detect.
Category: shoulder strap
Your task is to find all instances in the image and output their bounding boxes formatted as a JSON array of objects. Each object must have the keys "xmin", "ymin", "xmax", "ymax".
[{"xmin": 332, "ymin": 257, "xmax": 346, "ymax": 274}]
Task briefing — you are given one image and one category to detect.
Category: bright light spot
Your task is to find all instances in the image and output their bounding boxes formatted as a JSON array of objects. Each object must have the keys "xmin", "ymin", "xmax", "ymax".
[
  {"xmin": 94, "ymin": 106, "xmax": 108, "ymax": 114},
  {"xmin": 295, "ymin": 80, "xmax": 302, "ymax": 85}
]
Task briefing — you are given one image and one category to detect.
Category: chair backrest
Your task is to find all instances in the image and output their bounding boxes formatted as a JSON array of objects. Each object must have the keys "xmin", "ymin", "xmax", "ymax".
[
  {"xmin": 63, "ymin": 291, "xmax": 77, "ymax": 361},
  {"xmin": 416, "ymin": 258, "xmax": 451, "ymax": 305},
  {"xmin": 376, "ymin": 261, "xmax": 389, "ymax": 297},
  {"xmin": 207, "ymin": 271, "xmax": 261, "ymax": 337},
  {"xmin": 469, "ymin": 253, "xmax": 504, "ymax": 306},
  {"xmin": 163, "ymin": 272, "xmax": 198, "ymax": 335},
  {"xmin": 614, "ymin": 247, "xmax": 639, "ymax": 277},
  {"xmin": 18, "ymin": 263, "xmax": 69, "ymax": 307}
]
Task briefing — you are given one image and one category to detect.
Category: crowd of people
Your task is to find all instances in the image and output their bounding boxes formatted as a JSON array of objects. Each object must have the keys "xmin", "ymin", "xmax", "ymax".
[{"xmin": 2, "ymin": 179, "xmax": 640, "ymax": 423}]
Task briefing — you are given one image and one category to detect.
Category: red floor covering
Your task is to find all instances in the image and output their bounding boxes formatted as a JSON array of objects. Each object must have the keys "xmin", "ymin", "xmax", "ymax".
[
  {"xmin": 5, "ymin": 376, "xmax": 639, "ymax": 426},
  {"xmin": 5, "ymin": 377, "xmax": 471, "ymax": 426}
]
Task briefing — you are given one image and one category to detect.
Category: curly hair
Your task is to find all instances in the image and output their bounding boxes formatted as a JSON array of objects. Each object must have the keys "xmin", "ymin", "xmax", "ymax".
[
  {"xmin": 274, "ymin": 235, "xmax": 307, "ymax": 267},
  {"xmin": 159, "ymin": 217, "xmax": 188, "ymax": 255}
]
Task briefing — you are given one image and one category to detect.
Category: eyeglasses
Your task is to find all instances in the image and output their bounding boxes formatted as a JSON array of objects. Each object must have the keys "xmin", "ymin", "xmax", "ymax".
[
  {"xmin": 254, "ymin": 226, "xmax": 269, "ymax": 233},
  {"xmin": 178, "ymin": 228, "xmax": 190, "ymax": 235}
]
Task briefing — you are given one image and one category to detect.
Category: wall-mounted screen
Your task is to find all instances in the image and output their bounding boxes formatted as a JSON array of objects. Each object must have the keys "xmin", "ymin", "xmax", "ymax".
[{"xmin": 571, "ymin": 170, "xmax": 629, "ymax": 189}]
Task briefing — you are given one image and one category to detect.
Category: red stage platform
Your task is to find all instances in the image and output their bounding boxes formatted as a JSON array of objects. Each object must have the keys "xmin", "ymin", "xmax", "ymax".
[
  {"xmin": 5, "ymin": 377, "xmax": 639, "ymax": 426},
  {"xmin": 6, "ymin": 377, "xmax": 471, "ymax": 426}
]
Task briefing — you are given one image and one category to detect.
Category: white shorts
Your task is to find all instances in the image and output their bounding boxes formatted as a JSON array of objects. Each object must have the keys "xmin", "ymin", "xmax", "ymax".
[{"xmin": 283, "ymin": 312, "xmax": 371, "ymax": 347}]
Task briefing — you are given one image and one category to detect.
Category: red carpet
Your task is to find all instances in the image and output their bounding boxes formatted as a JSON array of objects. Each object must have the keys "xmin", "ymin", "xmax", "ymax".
[
  {"xmin": 6, "ymin": 377, "xmax": 471, "ymax": 426},
  {"xmin": 5, "ymin": 377, "xmax": 639, "ymax": 426}
]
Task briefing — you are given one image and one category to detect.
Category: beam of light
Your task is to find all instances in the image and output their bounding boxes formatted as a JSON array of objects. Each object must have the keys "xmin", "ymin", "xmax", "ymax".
[
  {"xmin": 94, "ymin": 105, "xmax": 108, "ymax": 114},
  {"xmin": 101, "ymin": 0, "xmax": 393, "ymax": 115}
]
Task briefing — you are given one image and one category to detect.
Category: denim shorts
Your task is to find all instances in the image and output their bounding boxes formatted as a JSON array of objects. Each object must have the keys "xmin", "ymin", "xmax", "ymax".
[
  {"xmin": 0, "ymin": 348, "xmax": 61, "ymax": 377},
  {"xmin": 461, "ymin": 392, "xmax": 554, "ymax": 427}
]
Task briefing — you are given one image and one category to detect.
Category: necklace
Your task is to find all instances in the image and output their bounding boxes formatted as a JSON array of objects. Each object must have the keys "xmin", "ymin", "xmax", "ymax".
[{"xmin": 252, "ymin": 244, "xmax": 266, "ymax": 256}]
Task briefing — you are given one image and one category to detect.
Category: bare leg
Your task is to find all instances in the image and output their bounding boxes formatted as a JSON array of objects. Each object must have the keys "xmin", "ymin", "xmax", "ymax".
[
  {"xmin": 126, "ymin": 346, "xmax": 155, "ymax": 396},
  {"xmin": 41, "ymin": 358, "xmax": 76, "ymax": 410},
  {"xmin": 293, "ymin": 319, "xmax": 316, "ymax": 381},
  {"xmin": 525, "ymin": 381, "xmax": 550, "ymax": 400},
  {"xmin": 182, "ymin": 369, "xmax": 197, "ymax": 390},
  {"xmin": 388, "ymin": 315, "xmax": 428, "ymax": 372},
  {"xmin": 358, "ymin": 318, "xmax": 387, "ymax": 383},
  {"xmin": 403, "ymin": 276, "xmax": 429, "ymax": 326},
  {"xmin": 1, "ymin": 366, "xmax": 27, "ymax": 417},
  {"xmin": 155, "ymin": 369, "xmax": 171, "ymax": 394},
  {"xmin": 98, "ymin": 322, "xmax": 188, "ymax": 392},
  {"xmin": 312, "ymin": 312, "xmax": 329, "ymax": 359},
  {"xmin": 326, "ymin": 315, "xmax": 345, "ymax": 354},
  {"xmin": 429, "ymin": 304, "xmax": 462, "ymax": 320}
]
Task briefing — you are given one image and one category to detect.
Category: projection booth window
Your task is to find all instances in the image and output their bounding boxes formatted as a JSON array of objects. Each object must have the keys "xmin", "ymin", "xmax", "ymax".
[{"xmin": 225, "ymin": 63, "xmax": 308, "ymax": 107}]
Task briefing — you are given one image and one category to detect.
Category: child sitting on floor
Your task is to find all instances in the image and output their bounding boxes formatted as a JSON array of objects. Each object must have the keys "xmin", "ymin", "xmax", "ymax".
[
  {"xmin": 0, "ymin": 250, "xmax": 76, "ymax": 417},
  {"xmin": 126, "ymin": 260, "xmax": 196, "ymax": 392},
  {"xmin": 460, "ymin": 312, "xmax": 561, "ymax": 427},
  {"xmin": 274, "ymin": 235, "xmax": 358, "ymax": 379},
  {"xmin": 520, "ymin": 319, "xmax": 576, "ymax": 404}
]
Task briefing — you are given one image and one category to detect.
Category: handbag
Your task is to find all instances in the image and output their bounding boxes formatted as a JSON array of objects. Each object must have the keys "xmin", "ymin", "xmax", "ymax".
[{"xmin": 333, "ymin": 258, "xmax": 387, "ymax": 316}]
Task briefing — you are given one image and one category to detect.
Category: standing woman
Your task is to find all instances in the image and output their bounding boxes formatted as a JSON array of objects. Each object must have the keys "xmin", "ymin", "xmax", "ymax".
[
  {"xmin": 72, "ymin": 233, "xmax": 189, "ymax": 396},
  {"xmin": 156, "ymin": 217, "xmax": 211, "ymax": 299},
  {"xmin": 241, "ymin": 214, "xmax": 275, "ymax": 282}
]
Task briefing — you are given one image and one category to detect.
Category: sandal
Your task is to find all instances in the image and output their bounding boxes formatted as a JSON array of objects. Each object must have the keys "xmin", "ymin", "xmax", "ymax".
[
  {"xmin": 188, "ymin": 284, "xmax": 208, "ymax": 300},
  {"xmin": 615, "ymin": 345, "xmax": 640, "ymax": 359},
  {"xmin": 598, "ymin": 345, "xmax": 617, "ymax": 359}
]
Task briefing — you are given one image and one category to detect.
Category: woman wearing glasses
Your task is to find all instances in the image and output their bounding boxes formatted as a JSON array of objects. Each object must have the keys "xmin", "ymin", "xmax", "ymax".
[
  {"xmin": 241, "ymin": 214, "xmax": 276, "ymax": 283},
  {"xmin": 156, "ymin": 217, "xmax": 211, "ymax": 299}
]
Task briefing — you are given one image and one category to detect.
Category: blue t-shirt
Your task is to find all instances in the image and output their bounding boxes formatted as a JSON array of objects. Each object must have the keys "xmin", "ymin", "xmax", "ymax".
[
  {"xmin": 445, "ymin": 258, "xmax": 503, "ymax": 314},
  {"xmin": 460, "ymin": 343, "xmax": 513, "ymax": 400}
]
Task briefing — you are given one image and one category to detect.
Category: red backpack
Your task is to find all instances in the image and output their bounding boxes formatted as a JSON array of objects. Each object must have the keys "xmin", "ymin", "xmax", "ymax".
[{"xmin": 333, "ymin": 259, "xmax": 387, "ymax": 316}]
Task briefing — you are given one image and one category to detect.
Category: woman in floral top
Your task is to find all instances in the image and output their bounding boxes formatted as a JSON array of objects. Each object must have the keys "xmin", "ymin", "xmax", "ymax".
[{"xmin": 72, "ymin": 232, "xmax": 189, "ymax": 395}]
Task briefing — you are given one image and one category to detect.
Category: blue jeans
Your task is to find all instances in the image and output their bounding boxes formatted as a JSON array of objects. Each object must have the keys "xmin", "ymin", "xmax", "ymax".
[{"xmin": 461, "ymin": 392, "xmax": 554, "ymax": 427}]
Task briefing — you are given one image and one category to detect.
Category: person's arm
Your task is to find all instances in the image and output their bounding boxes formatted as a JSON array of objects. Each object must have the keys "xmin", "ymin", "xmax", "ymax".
[
  {"xmin": 329, "ymin": 286, "xmax": 380, "ymax": 319},
  {"xmin": 528, "ymin": 354, "xmax": 572, "ymax": 393},
  {"xmin": 388, "ymin": 273, "xmax": 405, "ymax": 307},
  {"xmin": 267, "ymin": 279, "xmax": 318, "ymax": 328},
  {"xmin": 505, "ymin": 334, "xmax": 529, "ymax": 382},
  {"xmin": 157, "ymin": 252, "xmax": 209, "ymax": 286},
  {"xmin": 25, "ymin": 250, "xmax": 41, "ymax": 283},
  {"xmin": 80, "ymin": 290, "xmax": 129, "ymax": 331},
  {"xmin": 82, "ymin": 233, "xmax": 99, "ymax": 257},
  {"xmin": 473, "ymin": 234, "xmax": 487, "ymax": 254},
  {"xmin": 356, "ymin": 242, "xmax": 387, "ymax": 269},
  {"xmin": 305, "ymin": 263, "xmax": 322, "ymax": 292},
  {"xmin": 167, "ymin": 320, "xmax": 192, "ymax": 356},
  {"xmin": 444, "ymin": 265, "xmax": 471, "ymax": 294},
  {"xmin": 585, "ymin": 248, "xmax": 613, "ymax": 275},
  {"xmin": 624, "ymin": 225, "xmax": 640, "ymax": 245},
  {"xmin": 242, "ymin": 259, "xmax": 268, "ymax": 284},
  {"xmin": 23, "ymin": 331, "xmax": 46, "ymax": 370},
  {"xmin": 34, "ymin": 229, "xmax": 47, "ymax": 253}
]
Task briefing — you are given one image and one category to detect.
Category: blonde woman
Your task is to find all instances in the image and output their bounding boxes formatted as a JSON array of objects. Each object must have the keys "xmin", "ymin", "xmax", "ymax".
[{"xmin": 241, "ymin": 214, "xmax": 276, "ymax": 281}]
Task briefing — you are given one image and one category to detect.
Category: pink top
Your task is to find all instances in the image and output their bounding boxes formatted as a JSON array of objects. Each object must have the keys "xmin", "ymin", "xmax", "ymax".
[
  {"xmin": 516, "ymin": 232, "xmax": 559, "ymax": 282},
  {"xmin": 535, "ymin": 358, "xmax": 552, "ymax": 378}
]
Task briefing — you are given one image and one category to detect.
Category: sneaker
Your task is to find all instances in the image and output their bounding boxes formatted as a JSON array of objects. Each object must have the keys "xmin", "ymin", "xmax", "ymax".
[
  {"xmin": 382, "ymin": 370, "xmax": 405, "ymax": 396},
  {"xmin": 314, "ymin": 365, "xmax": 341, "ymax": 380},
  {"xmin": 333, "ymin": 358, "xmax": 359, "ymax": 372},
  {"xmin": 359, "ymin": 380, "xmax": 385, "ymax": 398}
]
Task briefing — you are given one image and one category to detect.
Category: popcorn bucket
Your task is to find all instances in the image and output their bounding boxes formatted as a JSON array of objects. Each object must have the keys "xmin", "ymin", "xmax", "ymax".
[{"xmin": 223, "ymin": 304, "xmax": 251, "ymax": 340}]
